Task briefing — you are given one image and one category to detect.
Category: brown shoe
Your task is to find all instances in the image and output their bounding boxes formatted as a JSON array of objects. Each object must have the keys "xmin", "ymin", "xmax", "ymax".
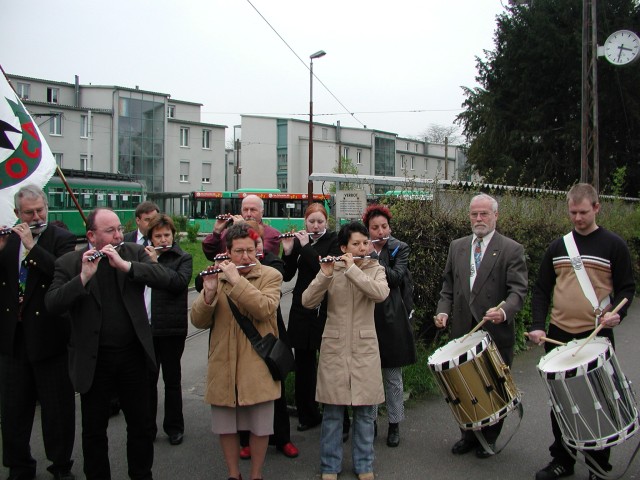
[{"xmin": 358, "ymin": 473, "xmax": 374, "ymax": 480}]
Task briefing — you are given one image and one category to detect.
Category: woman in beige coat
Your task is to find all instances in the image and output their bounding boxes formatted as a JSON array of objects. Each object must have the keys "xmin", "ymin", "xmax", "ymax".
[
  {"xmin": 302, "ymin": 222, "xmax": 390, "ymax": 480},
  {"xmin": 191, "ymin": 224, "xmax": 282, "ymax": 480}
]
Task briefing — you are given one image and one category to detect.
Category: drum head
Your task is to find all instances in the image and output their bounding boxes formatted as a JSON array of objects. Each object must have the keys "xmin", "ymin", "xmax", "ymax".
[
  {"xmin": 538, "ymin": 337, "xmax": 611, "ymax": 378},
  {"xmin": 428, "ymin": 331, "xmax": 489, "ymax": 370}
]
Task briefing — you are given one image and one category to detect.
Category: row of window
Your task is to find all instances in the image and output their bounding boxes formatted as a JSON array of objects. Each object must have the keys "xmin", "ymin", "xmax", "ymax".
[
  {"xmin": 341, "ymin": 147, "xmax": 363, "ymax": 165},
  {"xmin": 179, "ymin": 126, "xmax": 211, "ymax": 149},
  {"xmin": 179, "ymin": 161, "xmax": 212, "ymax": 184},
  {"xmin": 17, "ymin": 82, "xmax": 59, "ymax": 104},
  {"xmin": 52, "ymin": 153, "xmax": 93, "ymax": 171}
]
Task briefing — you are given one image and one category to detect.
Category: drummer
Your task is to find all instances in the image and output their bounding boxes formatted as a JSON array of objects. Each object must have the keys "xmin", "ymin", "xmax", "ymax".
[
  {"xmin": 434, "ymin": 193, "xmax": 528, "ymax": 458},
  {"xmin": 528, "ymin": 183, "xmax": 635, "ymax": 480}
]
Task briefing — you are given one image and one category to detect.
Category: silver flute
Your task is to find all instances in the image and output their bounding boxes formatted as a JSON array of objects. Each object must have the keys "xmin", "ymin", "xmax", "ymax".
[
  {"xmin": 370, "ymin": 237, "xmax": 389, "ymax": 243},
  {"xmin": 198, "ymin": 263, "xmax": 257, "ymax": 277},
  {"xmin": 87, "ymin": 242, "xmax": 124, "ymax": 262},
  {"xmin": 0, "ymin": 223, "xmax": 47, "ymax": 236},
  {"xmin": 319, "ymin": 255, "xmax": 372, "ymax": 263}
]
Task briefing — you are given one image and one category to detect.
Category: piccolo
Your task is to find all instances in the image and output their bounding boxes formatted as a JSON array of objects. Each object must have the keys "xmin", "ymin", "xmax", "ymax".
[
  {"xmin": 0, "ymin": 223, "xmax": 47, "ymax": 236},
  {"xmin": 215, "ymin": 214, "xmax": 234, "ymax": 221},
  {"xmin": 212, "ymin": 253, "xmax": 263, "ymax": 261},
  {"xmin": 153, "ymin": 245, "xmax": 172, "ymax": 251},
  {"xmin": 277, "ymin": 230, "xmax": 326, "ymax": 239},
  {"xmin": 87, "ymin": 242, "xmax": 124, "ymax": 262},
  {"xmin": 198, "ymin": 263, "xmax": 257, "ymax": 277},
  {"xmin": 319, "ymin": 255, "xmax": 372, "ymax": 263},
  {"xmin": 370, "ymin": 237, "xmax": 390, "ymax": 243}
]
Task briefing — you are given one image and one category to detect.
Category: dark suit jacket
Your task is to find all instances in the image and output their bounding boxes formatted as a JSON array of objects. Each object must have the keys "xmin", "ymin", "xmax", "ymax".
[
  {"xmin": 436, "ymin": 231, "xmax": 528, "ymax": 350},
  {"xmin": 123, "ymin": 230, "xmax": 140, "ymax": 243},
  {"xmin": 45, "ymin": 243, "xmax": 170, "ymax": 393},
  {"xmin": 0, "ymin": 225, "xmax": 76, "ymax": 362}
]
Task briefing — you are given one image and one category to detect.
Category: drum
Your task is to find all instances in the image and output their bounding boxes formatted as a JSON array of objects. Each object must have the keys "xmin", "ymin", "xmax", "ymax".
[
  {"xmin": 537, "ymin": 337, "xmax": 639, "ymax": 450},
  {"xmin": 428, "ymin": 331, "xmax": 521, "ymax": 430}
]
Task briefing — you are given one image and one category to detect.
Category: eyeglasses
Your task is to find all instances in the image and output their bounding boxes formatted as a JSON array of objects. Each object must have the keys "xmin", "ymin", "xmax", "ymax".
[
  {"xmin": 231, "ymin": 248, "xmax": 256, "ymax": 256},
  {"xmin": 94, "ymin": 225, "xmax": 125, "ymax": 234}
]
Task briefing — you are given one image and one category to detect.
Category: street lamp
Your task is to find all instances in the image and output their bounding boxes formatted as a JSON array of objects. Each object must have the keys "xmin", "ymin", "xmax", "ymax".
[{"xmin": 308, "ymin": 49, "xmax": 326, "ymax": 205}]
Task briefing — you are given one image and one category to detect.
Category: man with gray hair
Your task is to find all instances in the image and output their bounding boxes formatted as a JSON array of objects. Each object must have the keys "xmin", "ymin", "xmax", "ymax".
[
  {"xmin": 434, "ymin": 193, "xmax": 528, "ymax": 458},
  {"xmin": 0, "ymin": 184, "xmax": 77, "ymax": 480}
]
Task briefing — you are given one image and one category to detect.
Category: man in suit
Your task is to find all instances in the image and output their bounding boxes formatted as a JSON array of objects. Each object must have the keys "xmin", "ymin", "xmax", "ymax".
[
  {"xmin": 123, "ymin": 201, "xmax": 160, "ymax": 245},
  {"xmin": 0, "ymin": 185, "xmax": 77, "ymax": 480},
  {"xmin": 434, "ymin": 193, "xmax": 528, "ymax": 458},
  {"xmin": 45, "ymin": 207, "xmax": 170, "ymax": 480}
]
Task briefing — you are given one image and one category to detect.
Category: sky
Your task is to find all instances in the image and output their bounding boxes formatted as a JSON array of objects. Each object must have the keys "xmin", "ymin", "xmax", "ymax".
[{"xmin": 1, "ymin": 0, "xmax": 506, "ymax": 143}]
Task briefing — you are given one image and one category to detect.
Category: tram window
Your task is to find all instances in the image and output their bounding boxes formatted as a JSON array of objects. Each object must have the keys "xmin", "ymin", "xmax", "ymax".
[
  {"xmin": 121, "ymin": 194, "xmax": 132, "ymax": 209},
  {"xmin": 108, "ymin": 194, "xmax": 117, "ymax": 208},
  {"xmin": 48, "ymin": 188, "xmax": 64, "ymax": 209},
  {"xmin": 80, "ymin": 190, "xmax": 94, "ymax": 209},
  {"xmin": 132, "ymin": 194, "xmax": 141, "ymax": 205},
  {"xmin": 96, "ymin": 191, "xmax": 107, "ymax": 207}
]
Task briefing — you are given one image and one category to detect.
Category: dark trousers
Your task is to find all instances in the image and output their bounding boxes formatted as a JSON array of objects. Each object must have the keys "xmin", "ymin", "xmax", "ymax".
[
  {"xmin": 149, "ymin": 335, "xmax": 186, "ymax": 438},
  {"xmin": 240, "ymin": 378, "xmax": 291, "ymax": 448},
  {"xmin": 294, "ymin": 347, "xmax": 322, "ymax": 426},
  {"xmin": 545, "ymin": 324, "xmax": 612, "ymax": 472},
  {"xmin": 0, "ymin": 328, "xmax": 75, "ymax": 478},
  {"xmin": 461, "ymin": 343, "xmax": 514, "ymax": 445},
  {"xmin": 80, "ymin": 343, "xmax": 153, "ymax": 480}
]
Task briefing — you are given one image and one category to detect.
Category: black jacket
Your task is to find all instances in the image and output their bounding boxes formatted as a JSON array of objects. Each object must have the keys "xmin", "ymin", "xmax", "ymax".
[
  {"xmin": 150, "ymin": 244, "xmax": 193, "ymax": 337},
  {"xmin": 282, "ymin": 231, "xmax": 341, "ymax": 350},
  {"xmin": 0, "ymin": 225, "xmax": 76, "ymax": 362},
  {"xmin": 372, "ymin": 236, "xmax": 417, "ymax": 368}
]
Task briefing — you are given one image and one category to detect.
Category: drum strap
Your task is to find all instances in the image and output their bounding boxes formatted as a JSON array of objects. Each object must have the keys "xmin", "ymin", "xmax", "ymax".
[
  {"xmin": 472, "ymin": 402, "xmax": 524, "ymax": 456},
  {"xmin": 563, "ymin": 232, "xmax": 610, "ymax": 324},
  {"xmin": 563, "ymin": 436, "xmax": 640, "ymax": 480}
]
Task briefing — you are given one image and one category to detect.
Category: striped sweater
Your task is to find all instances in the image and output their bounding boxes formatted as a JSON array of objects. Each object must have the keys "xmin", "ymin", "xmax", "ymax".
[{"xmin": 531, "ymin": 227, "xmax": 635, "ymax": 334}]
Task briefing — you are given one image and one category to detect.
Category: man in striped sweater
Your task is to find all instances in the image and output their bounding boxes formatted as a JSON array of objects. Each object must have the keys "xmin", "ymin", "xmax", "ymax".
[{"xmin": 528, "ymin": 183, "xmax": 635, "ymax": 480}]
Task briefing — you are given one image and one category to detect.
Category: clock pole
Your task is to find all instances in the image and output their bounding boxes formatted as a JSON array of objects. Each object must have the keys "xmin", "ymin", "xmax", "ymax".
[{"xmin": 581, "ymin": 0, "xmax": 599, "ymax": 192}]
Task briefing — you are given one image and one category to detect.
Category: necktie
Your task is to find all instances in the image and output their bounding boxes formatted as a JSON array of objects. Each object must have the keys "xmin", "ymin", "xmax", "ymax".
[
  {"xmin": 474, "ymin": 238, "xmax": 483, "ymax": 271},
  {"xmin": 142, "ymin": 236, "xmax": 149, "ymax": 247}
]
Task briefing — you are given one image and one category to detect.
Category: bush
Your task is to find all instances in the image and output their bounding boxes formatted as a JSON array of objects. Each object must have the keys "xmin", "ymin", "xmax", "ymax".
[
  {"xmin": 186, "ymin": 222, "xmax": 200, "ymax": 243},
  {"xmin": 172, "ymin": 215, "xmax": 188, "ymax": 233}
]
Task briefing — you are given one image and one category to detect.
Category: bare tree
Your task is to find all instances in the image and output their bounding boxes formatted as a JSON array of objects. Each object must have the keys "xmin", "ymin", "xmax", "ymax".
[{"xmin": 420, "ymin": 124, "xmax": 461, "ymax": 144}]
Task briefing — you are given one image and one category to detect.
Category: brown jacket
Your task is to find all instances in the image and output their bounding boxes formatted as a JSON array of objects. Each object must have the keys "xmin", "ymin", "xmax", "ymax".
[
  {"xmin": 190, "ymin": 262, "xmax": 282, "ymax": 407},
  {"xmin": 302, "ymin": 259, "xmax": 389, "ymax": 406}
]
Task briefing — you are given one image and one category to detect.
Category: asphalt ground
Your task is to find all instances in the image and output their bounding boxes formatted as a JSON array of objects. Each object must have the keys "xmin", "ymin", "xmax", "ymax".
[{"xmin": 4, "ymin": 284, "xmax": 640, "ymax": 480}]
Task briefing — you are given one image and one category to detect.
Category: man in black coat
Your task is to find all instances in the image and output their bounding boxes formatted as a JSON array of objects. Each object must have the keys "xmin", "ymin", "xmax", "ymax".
[
  {"xmin": 45, "ymin": 207, "xmax": 170, "ymax": 480},
  {"xmin": 123, "ymin": 201, "xmax": 159, "ymax": 245},
  {"xmin": 0, "ymin": 185, "xmax": 77, "ymax": 480}
]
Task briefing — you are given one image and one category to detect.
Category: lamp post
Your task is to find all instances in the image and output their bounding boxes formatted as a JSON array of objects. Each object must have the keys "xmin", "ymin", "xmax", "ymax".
[{"xmin": 308, "ymin": 50, "xmax": 326, "ymax": 205}]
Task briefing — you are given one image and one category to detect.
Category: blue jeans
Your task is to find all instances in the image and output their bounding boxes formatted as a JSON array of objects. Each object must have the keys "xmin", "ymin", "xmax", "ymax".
[{"xmin": 320, "ymin": 404, "xmax": 375, "ymax": 475}]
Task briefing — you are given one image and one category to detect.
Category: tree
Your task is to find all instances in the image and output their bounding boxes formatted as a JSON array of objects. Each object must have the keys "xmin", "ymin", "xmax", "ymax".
[
  {"xmin": 456, "ymin": 0, "xmax": 640, "ymax": 196},
  {"xmin": 420, "ymin": 124, "xmax": 461, "ymax": 144},
  {"xmin": 329, "ymin": 156, "xmax": 361, "ymax": 193}
]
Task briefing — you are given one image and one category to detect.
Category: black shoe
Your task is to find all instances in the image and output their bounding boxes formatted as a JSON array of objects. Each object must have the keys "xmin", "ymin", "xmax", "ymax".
[
  {"xmin": 451, "ymin": 438, "xmax": 476, "ymax": 455},
  {"xmin": 297, "ymin": 419, "xmax": 321, "ymax": 432},
  {"xmin": 535, "ymin": 461, "xmax": 574, "ymax": 480},
  {"xmin": 386, "ymin": 423, "xmax": 399, "ymax": 447},
  {"xmin": 168, "ymin": 433, "xmax": 184, "ymax": 445},
  {"xmin": 53, "ymin": 473, "xmax": 75, "ymax": 480},
  {"xmin": 475, "ymin": 444, "xmax": 495, "ymax": 459}
]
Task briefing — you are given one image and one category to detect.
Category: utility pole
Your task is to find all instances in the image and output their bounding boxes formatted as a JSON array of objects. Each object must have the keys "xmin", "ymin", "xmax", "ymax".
[{"xmin": 581, "ymin": 0, "xmax": 599, "ymax": 191}]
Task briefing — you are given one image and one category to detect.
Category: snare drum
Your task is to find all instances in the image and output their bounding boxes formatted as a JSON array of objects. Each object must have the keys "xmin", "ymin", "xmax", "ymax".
[
  {"xmin": 428, "ymin": 331, "xmax": 521, "ymax": 430},
  {"xmin": 537, "ymin": 337, "xmax": 639, "ymax": 450}
]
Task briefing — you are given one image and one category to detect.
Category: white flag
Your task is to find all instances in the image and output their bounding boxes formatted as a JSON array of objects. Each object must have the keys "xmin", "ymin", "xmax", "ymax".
[{"xmin": 0, "ymin": 74, "xmax": 56, "ymax": 227}]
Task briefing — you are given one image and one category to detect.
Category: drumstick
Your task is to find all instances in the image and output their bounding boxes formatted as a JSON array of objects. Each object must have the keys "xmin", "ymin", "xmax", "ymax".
[
  {"xmin": 572, "ymin": 298, "xmax": 628, "ymax": 357},
  {"xmin": 461, "ymin": 301, "xmax": 506, "ymax": 341},
  {"xmin": 524, "ymin": 332, "xmax": 566, "ymax": 346}
]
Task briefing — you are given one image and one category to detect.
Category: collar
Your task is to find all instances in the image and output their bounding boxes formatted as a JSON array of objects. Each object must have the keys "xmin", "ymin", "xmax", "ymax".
[{"xmin": 473, "ymin": 229, "xmax": 495, "ymax": 245}]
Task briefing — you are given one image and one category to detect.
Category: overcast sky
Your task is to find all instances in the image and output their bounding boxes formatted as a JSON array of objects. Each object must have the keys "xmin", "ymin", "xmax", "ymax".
[{"xmin": 1, "ymin": 0, "xmax": 506, "ymax": 142}]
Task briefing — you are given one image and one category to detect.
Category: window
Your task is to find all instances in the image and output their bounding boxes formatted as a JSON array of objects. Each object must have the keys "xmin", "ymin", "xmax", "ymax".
[
  {"xmin": 322, "ymin": 128, "xmax": 328, "ymax": 140},
  {"xmin": 167, "ymin": 104, "xmax": 175, "ymax": 118},
  {"xmin": 180, "ymin": 161, "xmax": 189, "ymax": 182},
  {"xmin": 180, "ymin": 127, "xmax": 189, "ymax": 147},
  {"xmin": 356, "ymin": 149, "xmax": 362, "ymax": 165},
  {"xmin": 47, "ymin": 87, "xmax": 59, "ymax": 104},
  {"xmin": 53, "ymin": 153, "xmax": 63, "ymax": 166},
  {"xmin": 50, "ymin": 113, "xmax": 62, "ymax": 135},
  {"xmin": 202, "ymin": 163, "xmax": 211, "ymax": 183},
  {"xmin": 80, "ymin": 154, "xmax": 93, "ymax": 171},
  {"xmin": 202, "ymin": 129, "xmax": 211, "ymax": 149},
  {"xmin": 80, "ymin": 115, "xmax": 91, "ymax": 138},
  {"xmin": 342, "ymin": 147, "xmax": 349, "ymax": 159},
  {"xmin": 415, "ymin": 144, "xmax": 418, "ymax": 152},
  {"xmin": 17, "ymin": 82, "xmax": 30, "ymax": 100},
  {"xmin": 410, "ymin": 156, "xmax": 415, "ymax": 170},
  {"xmin": 400, "ymin": 155, "xmax": 406, "ymax": 170},
  {"xmin": 406, "ymin": 142, "xmax": 410, "ymax": 150}
]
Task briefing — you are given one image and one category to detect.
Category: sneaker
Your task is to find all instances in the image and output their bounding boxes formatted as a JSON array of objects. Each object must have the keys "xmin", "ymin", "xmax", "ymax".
[
  {"xmin": 239, "ymin": 446, "xmax": 251, "ymax": 460},
  {"xmin": 535, "ymin": 461, "xmax": 574, "ymax": 480}
]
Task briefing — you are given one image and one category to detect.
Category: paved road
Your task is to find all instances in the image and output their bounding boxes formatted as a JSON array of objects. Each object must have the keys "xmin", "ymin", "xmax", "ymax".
[{"xmin": 5, "ymin": 288, "xmax": 640, "ymax": 479}]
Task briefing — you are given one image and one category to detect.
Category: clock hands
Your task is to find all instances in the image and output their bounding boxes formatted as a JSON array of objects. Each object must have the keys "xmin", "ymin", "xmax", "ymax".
[{"xmin": 616, "ymin": 44, "xmax": 634, "ymax": 63}]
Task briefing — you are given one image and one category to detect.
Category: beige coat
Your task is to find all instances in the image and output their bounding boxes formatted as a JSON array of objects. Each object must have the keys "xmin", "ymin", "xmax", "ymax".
[
  {"xmin": 302, "ymin": 259, "xmax": 389, "ymax": 406},
  {"xmin": 191, "ymin": 263, "xmax": 282, "ymax": 407}
]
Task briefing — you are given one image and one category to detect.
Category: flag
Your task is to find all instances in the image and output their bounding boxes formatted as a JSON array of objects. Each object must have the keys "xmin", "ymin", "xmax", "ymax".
[{"xmin": 0, "ymin": 73, "xmax": 56, "ymax": 227}]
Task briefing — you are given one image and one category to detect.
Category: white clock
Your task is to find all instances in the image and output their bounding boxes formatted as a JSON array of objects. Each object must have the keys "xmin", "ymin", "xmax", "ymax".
[{"xmin": 603, "ymin": 30, "xmax": 640, "ymax": 66}]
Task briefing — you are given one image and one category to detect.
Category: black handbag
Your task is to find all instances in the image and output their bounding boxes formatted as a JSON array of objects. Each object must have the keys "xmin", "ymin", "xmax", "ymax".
[{"xmin": 227, "ymin": 298, "xmax": 294, "ymax": 381}]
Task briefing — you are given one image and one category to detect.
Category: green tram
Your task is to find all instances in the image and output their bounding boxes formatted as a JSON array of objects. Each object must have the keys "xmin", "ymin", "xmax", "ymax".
[
  {"xmin": 190, "ymin": 189, "xmax": 331, "ymax": 233},
  {"xmin": 45, "ymin": 170, "xmax": 145, "ymax": 237}
]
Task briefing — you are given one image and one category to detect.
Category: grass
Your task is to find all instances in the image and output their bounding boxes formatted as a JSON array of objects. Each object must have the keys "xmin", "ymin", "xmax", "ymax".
[{"xmin": 178, "ymin": 239, "xmax": 210, "ymax": 288}]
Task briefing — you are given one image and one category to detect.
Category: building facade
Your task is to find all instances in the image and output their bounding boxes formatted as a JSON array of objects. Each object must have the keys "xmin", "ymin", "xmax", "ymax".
[
  {"xmin": 6, "ymin": 74, "xmax": 227, "ymax": 216},
  {"xmin": 236, "ymin": 115, "xmax": 471, "ymax": 194}
]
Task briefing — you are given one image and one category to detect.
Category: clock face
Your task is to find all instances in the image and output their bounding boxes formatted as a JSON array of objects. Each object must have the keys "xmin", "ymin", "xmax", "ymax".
[{"xmin": 604, "ymin": 30, "xmax": 640, "ymax": 66}]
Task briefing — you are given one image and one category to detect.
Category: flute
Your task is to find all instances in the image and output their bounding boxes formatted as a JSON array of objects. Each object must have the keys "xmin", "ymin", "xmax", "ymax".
[
  {"xmin": 87, "ymin": 242, "xmax": 124, "ymax": 262},
  {"xmin": 370, "ymin": 237, "xmax": 389, "ymax": 243},
  {"xmin": 198, "ymin": 263, "xmax": 257, "ymax": 277},
  {"xmin": 0, "ymin": 223, "xmax": 47, "ymax": 236},
  {"xmin": 319, "ymin": 255, "xmax": 372, "ymax": 263},
  {"xmin": 215, "ymin": 214, "xmax": 234, "ymax": 221},
  {"xmin": 212, "ymin": 253, "xmax": 263, "ymax": 261},
  {"xmin": 278, "ymin": 230, "xmax": 326, "ymax": 239},
  {"xmin": 153, "ymin": 245, "xmax": 172, "ymax": 251}
]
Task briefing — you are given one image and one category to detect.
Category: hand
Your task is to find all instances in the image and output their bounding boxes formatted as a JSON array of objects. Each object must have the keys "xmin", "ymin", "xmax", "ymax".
[
  {"xmin": 281, "ymin": 237, "xmax": 295, "ymax": 256},
  {"xmin": 367, "ymin": 242, "xmax": 376, "ymax": 255},
  {"xmin": 341, "ymin": 253, "xmax": 355, "ymax": 269},
  {"xmin": 434, "ymin": 313, "xmax": 448, "ymax": 329},
  {"xmin": 101, "ymin": 244, "xmax": 129, "ymax": 272},
  {"xmin": 483, "ymin": 308, "xmax": 505, "ymax": 325},
  {"xmin": 296, "ymin": 230, "xmax": 309, "ymax": 247},
  {"xmin": 202, "ymin": 272, "xmax": 218, "ymax": 305},
  {"xmin": 219, "ymin": 260, "xmax": 241, "ymax": 286},
  {"xmin": 80, "ymin": 250, "xmax": 100, "ymax": 285},
  {"xmin": 0, "ymin": 226, "xmax": 9, "ymax": 252},
  {"xmin": 13, "ymin": 223, "xmax": 36, "ymax": 250},
  {"xmin": 319, "ymin": 256, "xmax": 334, "ymax": 276},
  {"xmin": 527, "ymin": 330, "xmax": 546, "ymax": 345},
  {"xmin": 144, "ymin": 245, "xmax": 158, "ymax": 263},
  {"xmin": 599, "ymin": 312, "xmax": 621, "ymax": 328}
]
